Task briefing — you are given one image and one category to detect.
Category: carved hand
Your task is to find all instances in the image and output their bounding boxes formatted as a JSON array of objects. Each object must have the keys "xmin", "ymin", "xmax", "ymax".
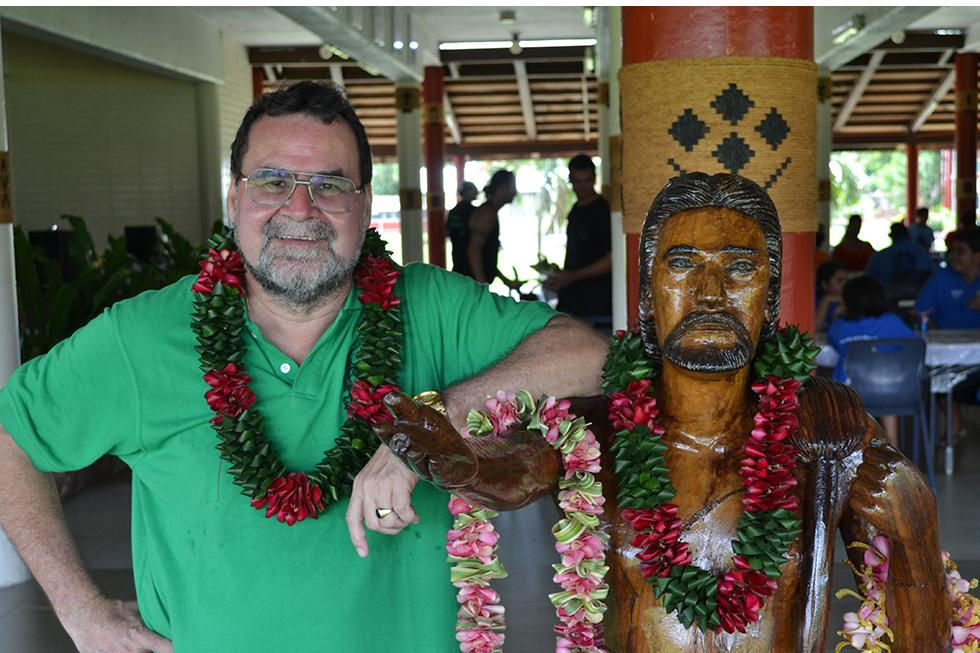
[{"xmin": 375, "ymin": 392, "xmax": 479, "ymax": 491}]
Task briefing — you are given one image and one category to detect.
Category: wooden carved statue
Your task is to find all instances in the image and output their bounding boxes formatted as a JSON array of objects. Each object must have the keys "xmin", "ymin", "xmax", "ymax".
[{"xmin": 378, "ymin": 173, "xmax": 949, "ymax": 652}]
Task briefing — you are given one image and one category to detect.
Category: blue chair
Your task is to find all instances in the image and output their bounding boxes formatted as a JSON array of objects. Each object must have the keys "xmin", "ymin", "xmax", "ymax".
[{"xmin": 843, "ymin": 338, "xmax": 935, "ymax": 488}]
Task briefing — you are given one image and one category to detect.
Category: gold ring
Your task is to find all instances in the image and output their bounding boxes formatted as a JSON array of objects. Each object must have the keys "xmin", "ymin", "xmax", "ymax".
[
  {"xmin": 375, "ymin": 508, "xmax": 394, "ymax": 519},
  {"xmin": 413, "ymin": 390, "xmax": 447, "ymax": 416}
]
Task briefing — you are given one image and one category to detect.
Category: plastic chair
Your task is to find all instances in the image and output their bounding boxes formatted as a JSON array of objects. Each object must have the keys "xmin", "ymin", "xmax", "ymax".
[{"xmin": 843, "ymin": 338, "xmax": 935, "ymax": 488}]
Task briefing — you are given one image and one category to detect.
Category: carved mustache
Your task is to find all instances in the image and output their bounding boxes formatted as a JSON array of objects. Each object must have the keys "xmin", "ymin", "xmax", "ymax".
[{"xmin": 668, "ymin": 311, "xmax": 751, "ymax": 341}]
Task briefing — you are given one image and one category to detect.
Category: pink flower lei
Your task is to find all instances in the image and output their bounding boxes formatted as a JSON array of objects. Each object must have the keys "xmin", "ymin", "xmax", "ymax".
[{"xmin": 448, "ymin": 390, "xmax": 608, "ymax": 653}]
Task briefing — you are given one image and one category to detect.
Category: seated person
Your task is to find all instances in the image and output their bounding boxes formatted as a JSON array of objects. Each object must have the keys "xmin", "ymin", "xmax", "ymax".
[
  {"xmin": 909, "ymin": 207, "xmax": 935, "ymax": 252},
  {"xmin": 832, "ymin": 213, "xmax": 875, "ymax": 272},
  {"xmin": 815, "ymin": 260, "xmax": 845, "ymax": 330},
  {"xmin": 865, "ymin": 222, "xmax": 932, "ymax": 297},
  {"xmin": 915, "ymin": 229, "xmax": 980, "ymax": 329},
  {"xmin": 827, "ymin": 275, "xmax": 919, "ymax": 448},
  {"xmin": 380, "ymin": 173, "xmax": 949, "ymax": 652}
]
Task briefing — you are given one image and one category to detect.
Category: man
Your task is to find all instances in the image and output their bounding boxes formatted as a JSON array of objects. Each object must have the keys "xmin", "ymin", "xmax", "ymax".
[
  {"xmin": 909, "ymin": 206, "xmax": 935, "ymax": 251},
  {"xmin": 446, "ymin": 180, "xmax": 478, "ymax": 275},
  {"xmin": 864, "ymin": 222, "xmax": 932, "ymax": 291},
  {"xmin": 379, "ymin": 173, "xmax": 949, "ymax": 651},
  {"xmin": 832, "ymin": 213, "xmax": 875, "ymax": 272},
  {"xmin": 464, "ymin": 169, "xmax": 521, "ymax": 289},
  {"xmin": 915, "ymin": 229, "xmax": 980, "ymax": 329},
  {"xmin": 543, "ymin": 154, "xmax": 612, "ymax": 326},
  {"xmin": 0, "ymin": 81, "xmax": 607, "ymax": 651}
]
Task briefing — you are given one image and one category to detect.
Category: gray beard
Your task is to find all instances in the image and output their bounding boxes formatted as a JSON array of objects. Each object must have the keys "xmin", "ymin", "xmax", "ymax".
[
  {"xmin": 234, "ymin": 218, "xmax": 363, "ymax": 312},
  {"xmin": 661, "ymin": 311, "xmax": 754, "ymax": 373}
]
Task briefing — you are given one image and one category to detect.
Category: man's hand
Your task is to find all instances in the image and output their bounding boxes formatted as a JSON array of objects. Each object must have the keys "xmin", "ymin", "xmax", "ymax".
[
  {"xmin": 61, "ymin": 595, "xmax": 173, "ymax": 653},
  {"xmin": 543, "ymin": 269, "xmax": 576, "ymax": 291},
  {"xmin": 345, "ymin": 444, "xmax": 420, "ymax": 558}
]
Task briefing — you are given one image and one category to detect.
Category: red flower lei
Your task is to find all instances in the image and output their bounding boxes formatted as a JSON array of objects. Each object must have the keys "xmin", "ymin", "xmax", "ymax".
[
  {"xmin": 191, "ymin": 228, "xmax": 402, "ymax": 525},
  {"xmin": 604, "ymin": 327, "xmax": 815, "ymax": 633}
]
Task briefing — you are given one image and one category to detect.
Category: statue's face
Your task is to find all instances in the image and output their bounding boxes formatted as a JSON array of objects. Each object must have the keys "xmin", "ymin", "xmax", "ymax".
[{"xmin": 651, "ymin": 207, "xmax": 771, "ymax": 373}]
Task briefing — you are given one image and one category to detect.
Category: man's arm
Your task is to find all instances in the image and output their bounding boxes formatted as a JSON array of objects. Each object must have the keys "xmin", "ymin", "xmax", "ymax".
[
  {"xmin": 0, "ymin": 424, "xmax": 173, "ymax": 652},
  {"xmin": 346, "ymin": 315, "xmax": 607, "ymax": 554}
]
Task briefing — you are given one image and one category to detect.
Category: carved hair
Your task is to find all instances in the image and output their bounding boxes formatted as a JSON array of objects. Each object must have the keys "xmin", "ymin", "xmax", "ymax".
[{"xmin": 638, "ymin": 172, "xmax": 782, "ymax": 360}]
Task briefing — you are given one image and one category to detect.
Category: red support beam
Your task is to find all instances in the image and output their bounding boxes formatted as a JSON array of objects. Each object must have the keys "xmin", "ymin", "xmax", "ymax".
[
  {"xmin": 907, "ymin": 141, "xmax": 919, "ymax": 224},
  {"xmin": 251, "ymin": 68, "xmax": 265, "ymax": 102},
  {"xmin": 423, "ymin": 66, "xmax": 447, "ymax": 268},
  {"xmin": 955, "ymin": 52, "xmax": 978, "ymax": 230},
  {"xmin": 621, "ymin": 7, "xmax": 814, "ymax": 333}
]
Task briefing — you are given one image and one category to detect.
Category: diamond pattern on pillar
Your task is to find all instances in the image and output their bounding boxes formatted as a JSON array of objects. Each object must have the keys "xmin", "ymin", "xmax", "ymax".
[
  {"xmin": 756, "ymin": 108, "xmax": 790, "ymax": 150},
  {"xmin": 711, "ymin": 83, "xmax": 755, "ymax": 125},
  {"xmin": 712, "ymin": 133, "xmax": 755, "ymax": 174},
  {"xmin": 668, "ymin": 109, "xmax": 709, "ymax": 152}
]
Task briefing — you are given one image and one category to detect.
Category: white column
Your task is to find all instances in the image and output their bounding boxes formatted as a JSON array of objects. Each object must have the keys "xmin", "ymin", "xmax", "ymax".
[
  {"xmin": 396, "ymin": 83, "xmax": 423, "ymax": 264},
  {"xmin": 0, "ymin": 22, "xmax": 31, "ymax": 587},
  {"xmin": 607, "ymin": 7, "xmax": 627, "ymax": 331},
  {"xmin": 816, "ymin": 69, "xmax": 832, "ymax": 239}
]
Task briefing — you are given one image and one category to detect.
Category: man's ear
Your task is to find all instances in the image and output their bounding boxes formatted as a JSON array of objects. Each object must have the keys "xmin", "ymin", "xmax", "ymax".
[
  {"xmin": 226, "ymin": 178, "xmax": 240, "ymax": 228},
  {"xmin": 361, "ymin": 183, "xmax": 373, "ymax": 230}
]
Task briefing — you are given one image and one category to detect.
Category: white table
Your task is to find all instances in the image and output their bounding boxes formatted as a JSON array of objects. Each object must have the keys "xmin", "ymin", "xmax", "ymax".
[{"xmin": 816, "ymin": 329, "xmax": 980, "ymax": 476}]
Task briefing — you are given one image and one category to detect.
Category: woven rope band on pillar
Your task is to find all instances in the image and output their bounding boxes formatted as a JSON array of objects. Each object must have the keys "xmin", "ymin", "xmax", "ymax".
[{"xmin": 620, "ymin": 56, "xmax": 817, "ymax": 234}]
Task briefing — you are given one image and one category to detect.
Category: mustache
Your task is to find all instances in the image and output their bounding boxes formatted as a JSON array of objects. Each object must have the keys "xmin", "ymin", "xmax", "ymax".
[
  {"xmin": 669, "ymin": 310, "xmax": 751, "ymax": 340},
  {"xmin": 262, "ymin": 218, "xmax": 337, "ymax": 242}
]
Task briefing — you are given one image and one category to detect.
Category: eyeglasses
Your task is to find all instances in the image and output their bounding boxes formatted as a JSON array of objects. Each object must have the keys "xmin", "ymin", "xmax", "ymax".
[{"xmin": 241, "ymin": 168, "xmax": 365, "ymax": 213}]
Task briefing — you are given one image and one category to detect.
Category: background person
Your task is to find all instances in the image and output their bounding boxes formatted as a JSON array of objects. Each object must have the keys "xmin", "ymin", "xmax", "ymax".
[
  {"xmin": 832, "ymin": 213, "xmax": 876, "ymax": 272},
  {"xmin": 909, "ymin": 206, "xmax": 935, "ymax": 252},
  {"xmin": 865, "ymin": 222, "xmax": 933, "ymax": 298},
  {"xmin": 543, "ymin": 154, "xmax": 612, "ymax": 328},
  {"xmin": 464, "ymin": 169, "xmax": 522, "ymax": 290},
  {"xmin": 827, "ymin": 275, "xmax": 919, "ymax": 448},
  {"xmin": 446, "ymin": 180, "xmax": 478, "ymax": 276},
  {"xmin": 915, "ymin": 230, "xmax": 980, "ymax": 330},
  {"xmin": 815, "ymin": 260, "xmax": 846, "ymax": 331}
]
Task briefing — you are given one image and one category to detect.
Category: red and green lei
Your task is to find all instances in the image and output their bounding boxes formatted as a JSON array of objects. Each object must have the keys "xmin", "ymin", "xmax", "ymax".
[
  {"xmin": 190, "ymin": 226, "xmax": 402, "ymax": 525},
  {"xmin": 601, "ymin": 325, "xmax": 819, "ymax": 633}
]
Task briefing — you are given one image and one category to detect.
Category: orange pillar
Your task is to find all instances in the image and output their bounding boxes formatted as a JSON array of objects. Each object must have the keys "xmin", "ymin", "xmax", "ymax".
[
  {"xmin": 621, "ymin": 7, "xmax": 815, "ymax": 334},
  {"xmin": 955, "ymin": 52, "xmax": 978, "ymax": 231},
  {"xmin": 454, "ymin": 154, "xmax": 466, "ymax": 197},
  {"xmin": 423, "ymin": 65, "xmax": 447, "ymax": 268},
  {"xmin": 906, "ymin": 141, "xmax": 918, "ymax": 225}
]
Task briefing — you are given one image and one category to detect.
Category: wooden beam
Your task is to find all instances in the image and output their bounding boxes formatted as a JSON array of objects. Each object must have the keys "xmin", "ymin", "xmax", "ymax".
[
  {"xmin": 910, "ymin": 69, "xmax": 956, "ymax": 133},
  {"xmin": 443, "ymin": 92, "xmax": 462, "ymax": 145},
  {"xmin": 513, "ymin": 60, "xmax": 537, "ymax": 140},
  {"xmin": 834, "ymin": 50, "xmax": 887, "ymax": 131},
  {"xmin": 330, "ymin": 64, "xmax": 345, "ymax": 86}
]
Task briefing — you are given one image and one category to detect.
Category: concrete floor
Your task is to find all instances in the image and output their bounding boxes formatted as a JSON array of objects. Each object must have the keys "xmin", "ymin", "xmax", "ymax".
[{"xmin": 2, "ymin": 410, "xmax": 978, "ymax": 653}]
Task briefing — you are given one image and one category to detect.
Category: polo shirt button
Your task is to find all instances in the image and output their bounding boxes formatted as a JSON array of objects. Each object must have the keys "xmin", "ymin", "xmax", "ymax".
[{"xmin": 280, "ymin": 362, "xmax": 292, "ymax": 374}]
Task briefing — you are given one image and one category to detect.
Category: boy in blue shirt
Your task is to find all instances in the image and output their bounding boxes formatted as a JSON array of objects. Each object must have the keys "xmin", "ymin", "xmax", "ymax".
[{"xmin": 915, "ymin": 230, "xmax": 980, "ymax": 329}]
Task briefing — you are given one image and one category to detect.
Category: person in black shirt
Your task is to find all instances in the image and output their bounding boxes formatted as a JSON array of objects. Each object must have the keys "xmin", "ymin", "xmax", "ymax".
[
  {"xmin": 463, "ymin": 169, "xmax": 521, "ymax": 289},
  {"xmin": 447, "ymin": 181, "xmax": 478, "ymax": 274},
  {"xmin": 544, "ymin": 154, "xmax": 612, "ymax": 325}
]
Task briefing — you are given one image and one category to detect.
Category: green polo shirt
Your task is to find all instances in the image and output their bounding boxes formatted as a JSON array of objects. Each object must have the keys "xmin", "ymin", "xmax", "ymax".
[{"xmin": 0, "ymin": 263, "xmax": 555, "ymax": 652}]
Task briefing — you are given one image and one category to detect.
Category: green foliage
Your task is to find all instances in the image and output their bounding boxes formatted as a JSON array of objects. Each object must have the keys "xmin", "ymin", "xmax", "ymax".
[{"xmin": 14, "ymin": 215, "xmax": 213, "ymax": 361}]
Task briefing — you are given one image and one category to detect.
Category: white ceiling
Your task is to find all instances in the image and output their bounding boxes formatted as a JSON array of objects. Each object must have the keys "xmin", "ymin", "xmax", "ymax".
[{"xmin": 191, "ymin": 6, "xmax": 593, "ymax": 48}]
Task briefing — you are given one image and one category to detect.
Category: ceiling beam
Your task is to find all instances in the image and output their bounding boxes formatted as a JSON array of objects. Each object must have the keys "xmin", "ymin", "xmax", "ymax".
[
  {"xmin": 816, "ymin": 7, "xmax": 934, "ymax": 71},
  {"xmin": 910, "ymin": 69, "xmax": 955, "ymax": 133},
  {"xmin": 581, "ymin": 66, "xmax": 590, "ymax": 139},
  {"xmin": 443, "ymin": 93, "xmax": 462, "ymax": 145},
  {"xmin": 275, "ymin": 7, "xmax": 421, "ymax": 82},
  {"xmin": 834, "ymin": 50, "xmax": 886, "ymax": 131},
  {"xmin": 513, "ymin": 60, "xmax": 537, "ymax": 140}
]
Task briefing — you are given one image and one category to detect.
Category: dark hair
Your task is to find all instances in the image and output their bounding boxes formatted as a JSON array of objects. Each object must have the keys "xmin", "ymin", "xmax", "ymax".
[
  {"xmin": 915, "ymin": 207, "xmax": 929, "ymax": 220},
  {"xmin": 638, "ymin": 172, "xmax": 782, "ymax": 360},
  {"xmin": 842, "ymin": 275, "xmax": 890, "ymax": 320},
  {"xmin": 848, "ymin": 214, "xmax": 862, "ymax": 224},
  {"xmin": 484, "ymin": 169, "xmax": 515, "ymax": 197},
  {"xmin": 950, "ymin": 229, "xmax": 980, "ymax": 254},
  {"xmin": 458, "ymin": 181, "xmax": 478, "ymax": 195},
  {"xmin": 889, "ymin": 222, "xmax": 909, "ymax": 240},
  {"xmin": 230, "ymin": 81, "xmax": 372, "ymax": 186},
  {"xmin": 817, "ymin": 260, "xmax": 843, "ymax": 289},
  {"xmin": 568, "ymin": 154, "xmax": 595, "ymax": 174}
]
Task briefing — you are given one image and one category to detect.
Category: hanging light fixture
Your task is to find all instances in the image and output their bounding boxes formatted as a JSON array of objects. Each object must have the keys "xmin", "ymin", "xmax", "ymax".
[{"xmin": 509, "ymin": 32, "xmax": 523, "ymax": 55}]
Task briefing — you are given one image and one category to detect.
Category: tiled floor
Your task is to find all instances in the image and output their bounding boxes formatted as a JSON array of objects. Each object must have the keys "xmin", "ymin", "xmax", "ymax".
[{"xmin": 2, "ymin": 411, "xmax": 978, "ymax": 653}]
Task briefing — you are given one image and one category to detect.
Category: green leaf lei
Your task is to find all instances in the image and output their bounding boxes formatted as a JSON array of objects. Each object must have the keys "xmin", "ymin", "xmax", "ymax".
[
  {"xmin": 191, "ymin": 226, "xmax": 402, "ymax": 524},
  {"xmin": 601, "ymin": 326, "xmax": 819, "ymax": 633}
]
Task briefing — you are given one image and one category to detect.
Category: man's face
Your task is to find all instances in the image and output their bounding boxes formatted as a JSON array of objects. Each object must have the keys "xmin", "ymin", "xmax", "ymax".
[
  {"xmin": 651, "ymin": 208, "xmax": 771, "ymax": 373},
  {"xmin": 227, "ymin": 114, "xmax": 371, "ymax": 306},
  {"xmin": 569, "ymin": 169, "xmax": 595, "ymax": 201},
  {"xmin": 500, "ymin": 178, "xmax": 517, "ymax": 205},
  {"xmin": 461, "ymin": 187, "xmax": 477, "ymax": 203},
  {"xmin": 948, "ymin": 241, "xmax": 979, "ymax": 277}
]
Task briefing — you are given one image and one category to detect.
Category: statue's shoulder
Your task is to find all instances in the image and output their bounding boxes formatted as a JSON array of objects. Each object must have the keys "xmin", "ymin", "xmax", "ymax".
[{"xmin": 792, "ymin": 377, "xmax": 875, "ymax": 460}]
